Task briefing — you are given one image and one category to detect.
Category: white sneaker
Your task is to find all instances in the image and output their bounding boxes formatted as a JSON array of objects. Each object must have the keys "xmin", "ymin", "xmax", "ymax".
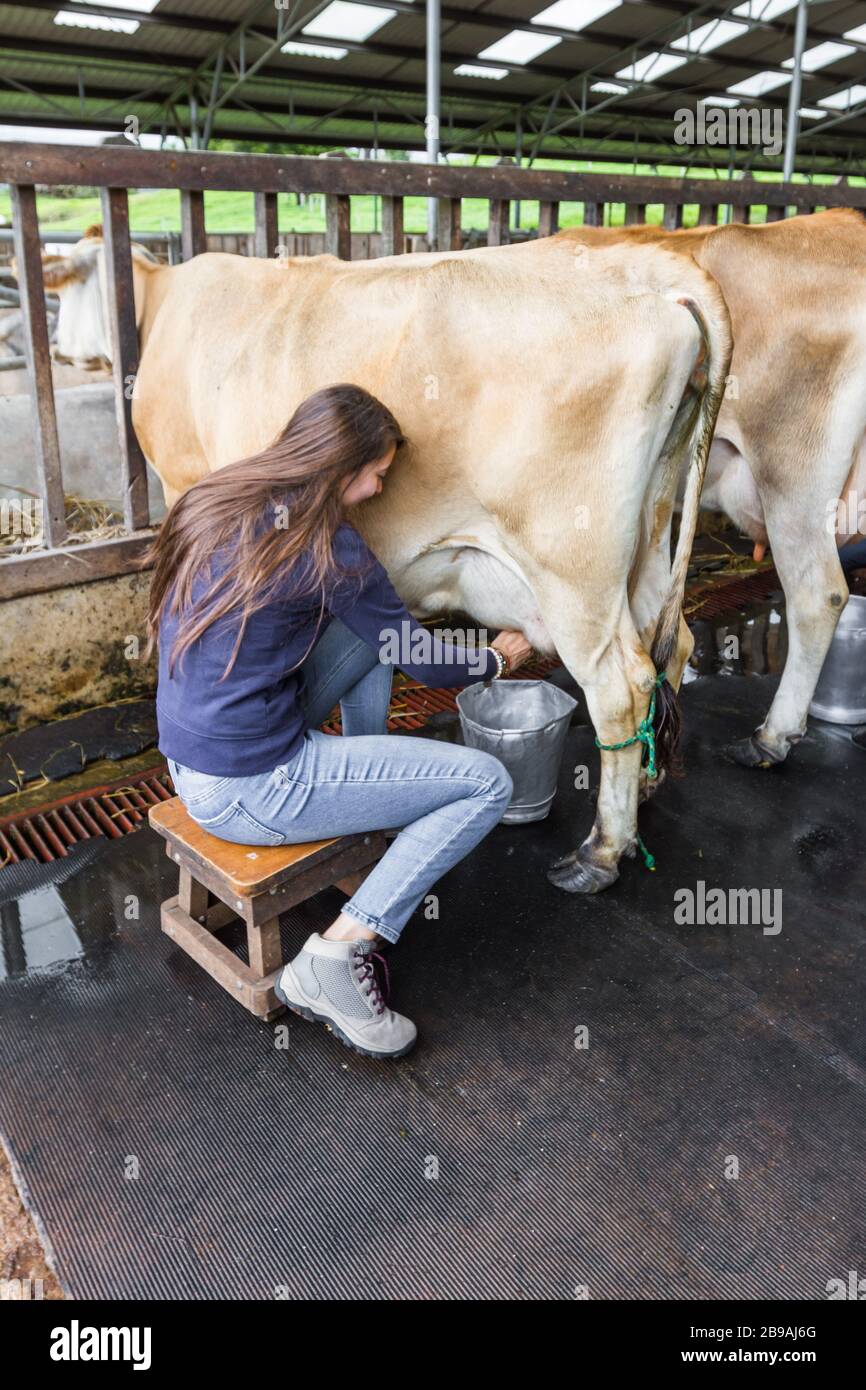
[{"xmin": 275, "ymin": 933, "xmax": 417, "ymax": 1059}]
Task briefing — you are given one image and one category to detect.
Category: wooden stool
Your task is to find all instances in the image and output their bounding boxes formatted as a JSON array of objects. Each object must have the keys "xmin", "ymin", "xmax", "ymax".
[{"xmin": 149, "ymin": 797, "xmax": 387, "ymax": 1021}]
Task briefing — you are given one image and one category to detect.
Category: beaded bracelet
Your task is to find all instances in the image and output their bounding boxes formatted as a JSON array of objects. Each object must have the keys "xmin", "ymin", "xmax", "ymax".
[{"xmin": 486, "ymin": 645, "xmax": 509, "ymax": 679}]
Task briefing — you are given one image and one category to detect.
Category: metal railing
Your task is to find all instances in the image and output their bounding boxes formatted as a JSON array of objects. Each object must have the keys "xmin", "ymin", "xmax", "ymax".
[{"xmin": 2, "ymin": 140, "xmax": 864, "ymax": 600}]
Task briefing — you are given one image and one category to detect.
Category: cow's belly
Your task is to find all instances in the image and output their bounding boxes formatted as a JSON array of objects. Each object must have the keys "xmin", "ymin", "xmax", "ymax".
[
  {"xmin": 700, "ymin": 431, "xmax": 866, "ymax": 549},
  {"xmin": 395, "ymin": 541, "xmax": 557, "ymax": 656},
  {"xmin": 700, "ymin": 437, "xmax": 767, "ymax": 547}
]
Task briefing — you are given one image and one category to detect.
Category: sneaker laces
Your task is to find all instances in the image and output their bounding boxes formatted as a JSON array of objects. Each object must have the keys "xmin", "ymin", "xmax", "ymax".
[{"xmin": 352, "ymin": 945, "xmax": 391, "ymax": 1016}]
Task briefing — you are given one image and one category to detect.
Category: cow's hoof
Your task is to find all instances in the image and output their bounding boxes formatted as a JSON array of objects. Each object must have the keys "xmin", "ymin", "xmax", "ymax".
[
  {"xmin": 722, "ymin": 734, "xmax": 783, "ymax": 769},
  {"xmin": 547, "ymin": 852, "xmax": 619, "ymax": 894}
]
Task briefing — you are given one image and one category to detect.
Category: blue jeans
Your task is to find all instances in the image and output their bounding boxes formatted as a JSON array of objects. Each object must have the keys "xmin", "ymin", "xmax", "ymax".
[
  {"xmin": 166, "ymin": 617, "xmax": 513, "ymax": 944},
  {"xmin": 841, "ymin": 536, "xmax": 866, "ymax": 573}
]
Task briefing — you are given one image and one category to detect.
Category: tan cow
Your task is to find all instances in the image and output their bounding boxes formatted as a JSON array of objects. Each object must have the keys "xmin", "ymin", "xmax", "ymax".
[
  {"xmin": 559, "ymin": 209, "xmax": 866, "ymax": 769},
  {"xmin": 40, "ymin": 227, "xmax": 731, "ymax": 893}
]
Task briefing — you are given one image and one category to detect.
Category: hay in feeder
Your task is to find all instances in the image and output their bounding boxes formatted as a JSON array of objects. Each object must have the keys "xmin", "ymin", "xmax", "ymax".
[{"xmin": 0, "ymin": 491, "xmax": 125, "ymax": 554}]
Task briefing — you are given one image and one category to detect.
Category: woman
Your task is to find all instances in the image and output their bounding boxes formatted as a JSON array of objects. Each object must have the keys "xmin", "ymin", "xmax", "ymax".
[{"xmin": 146, "ymin": 383, "xmax": 532, "ymax": 1061}]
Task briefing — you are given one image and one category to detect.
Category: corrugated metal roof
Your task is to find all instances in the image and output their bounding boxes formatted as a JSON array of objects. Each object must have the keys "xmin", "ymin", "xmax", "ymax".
[{"xmin": 1, "ymin": 0, "xmax": 865, "ymax": 166}]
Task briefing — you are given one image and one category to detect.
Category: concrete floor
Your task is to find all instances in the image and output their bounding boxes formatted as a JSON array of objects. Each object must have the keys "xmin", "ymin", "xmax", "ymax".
[{"xmin": 0, "ymin": 661, "xmax": 864, "ymax": 1299}]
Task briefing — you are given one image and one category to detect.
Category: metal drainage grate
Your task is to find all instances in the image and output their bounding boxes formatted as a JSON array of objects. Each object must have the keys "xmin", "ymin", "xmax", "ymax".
[
  {"xmin": 0, "ymin": 770, "xmax": 174, "ymax": 866},
  {"xmin": 686, "ymin": 567, "xmax": 781, "ymax": 621}
]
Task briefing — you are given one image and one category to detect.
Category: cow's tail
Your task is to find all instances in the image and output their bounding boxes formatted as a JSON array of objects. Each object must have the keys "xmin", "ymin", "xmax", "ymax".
[{"xmin": 649, "ymin": 291, "xmax": 732, "ymax": 776}]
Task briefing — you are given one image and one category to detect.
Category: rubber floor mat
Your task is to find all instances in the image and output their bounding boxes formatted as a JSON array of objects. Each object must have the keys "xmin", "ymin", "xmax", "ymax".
[
  {"xmin": 0, "ymin": 674, "xmax": 864, "ymax": 1299},
  {"xmin": 0, "ymin": 701, "xmax": 157, "ymax": 794},
  {"xmin": 0, "ymin": 837, "xmax": 112, "ymax": 907}
]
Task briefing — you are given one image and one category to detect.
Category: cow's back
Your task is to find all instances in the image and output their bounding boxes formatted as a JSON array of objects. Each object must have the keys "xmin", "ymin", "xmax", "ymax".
[
  {"xmin": 341, "ymin": 248, "xmax": 703, "ymax": 558},
  {"xmin": 558, "ymin": 209, "xmax": 866, "ymax": 454},
  {"xmin": 696, "ymin": 210, "xmax": 866, "ymax": 461},
  {"xmin": 133, "ymin": 239, "xmax": 715, "ymax": 517}
]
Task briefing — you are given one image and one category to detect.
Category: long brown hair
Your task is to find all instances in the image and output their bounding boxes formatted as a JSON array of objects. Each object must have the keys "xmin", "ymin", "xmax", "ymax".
[{"xmin": 144, "ymin": 383, "xmax": 407, "ymax": 678}]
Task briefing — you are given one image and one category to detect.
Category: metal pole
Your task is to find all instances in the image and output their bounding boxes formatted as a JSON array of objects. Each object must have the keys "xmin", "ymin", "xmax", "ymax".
[
  {"xmin": 426, "ymin": 0, "xmax": 441, "ymax": 249},
  {"xmin": 514, "ymin": 114, "xmax": 522, "ymax": 230},
  {"xmin": 201, "ymin": 50, "xmax": 224, "ymax": 150},
  {"xmin": 373, "ymin": 107, "xmax": 380, "ymax": 235},
  {"xmin": 783, "ymin": 0, "xmax": 808, "ymax": 183},
  {"xmin": 189, "ymin": 88, "xmax": 199, "ymax": 150}
]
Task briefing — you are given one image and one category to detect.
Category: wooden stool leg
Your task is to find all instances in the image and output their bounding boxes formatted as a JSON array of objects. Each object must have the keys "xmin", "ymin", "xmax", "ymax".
[
  {"xmin": 179, "ymin": 866, "xmax": 209, "ymax": 923},
  {"xmin": 247, "ymin": 915, "xmax": 283, "ymax": 977},
  {"xmin": 334, "ymin": 864, "xmax": 376, "ymax": 897}
]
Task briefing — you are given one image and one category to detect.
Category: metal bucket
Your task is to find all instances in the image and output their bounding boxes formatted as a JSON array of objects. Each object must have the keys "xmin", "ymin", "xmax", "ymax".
[
  {"xmin": 809, "ymin": 593, "xmax": 866, "ymax": 724},
  {"xmin": 456, "ymin": 679, "xmax": 578, "ymax": 823}
]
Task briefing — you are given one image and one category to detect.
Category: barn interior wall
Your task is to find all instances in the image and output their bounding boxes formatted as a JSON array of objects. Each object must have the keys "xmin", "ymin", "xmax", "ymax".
[{"xmin": 1, "ymin": 570, "xmax": 156, "ymax": 735}]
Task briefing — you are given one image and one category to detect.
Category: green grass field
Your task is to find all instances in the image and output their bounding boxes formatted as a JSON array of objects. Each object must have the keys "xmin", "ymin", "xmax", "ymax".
[{"xmin": 1, "ymin": 154, "xmax": 857, "ymax": 237}]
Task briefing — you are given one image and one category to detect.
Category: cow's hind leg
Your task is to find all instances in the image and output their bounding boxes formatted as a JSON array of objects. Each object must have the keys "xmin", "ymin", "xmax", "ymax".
[
  {"xmin": 544, "ymin": 612, "xmax": 658, "ymax": 894},
  {"xmin": 724, "ymin": 491, "xmax": 848, "ymax": 768}
]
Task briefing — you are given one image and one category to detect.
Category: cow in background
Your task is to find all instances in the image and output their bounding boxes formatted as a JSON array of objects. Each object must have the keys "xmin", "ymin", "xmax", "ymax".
[
  {"xmin": 19, "ymin": 225, "xmax": 158, "ymax": 371},
  {"xmin": 561, "ymin": 209, "xmax": 866, "ymax": 769}
]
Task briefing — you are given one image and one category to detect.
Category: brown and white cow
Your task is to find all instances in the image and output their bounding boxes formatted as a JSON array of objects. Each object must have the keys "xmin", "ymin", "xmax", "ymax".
[
  {"xmin": 39, "ymin": 227, "xmax": 731, "ymax": 893},
  {"xmin": 36, "ymin": 225, "xmax": 158, "ymax": 371},
  {"xmin": 559, "ymin": 209, "xmax": 866, "ymax": 770}
]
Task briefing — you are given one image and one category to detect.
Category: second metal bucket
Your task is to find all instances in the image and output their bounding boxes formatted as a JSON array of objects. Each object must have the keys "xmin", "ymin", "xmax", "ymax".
[
  {"xmin": 809, "ymin": 592, "xmax": 866, "ymax": 724},
  {"xmin": 455, "ymin": 679, "xmax": 578, "ymax": 824}
]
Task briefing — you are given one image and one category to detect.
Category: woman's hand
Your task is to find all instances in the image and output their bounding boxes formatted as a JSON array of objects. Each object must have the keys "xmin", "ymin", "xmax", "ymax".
[{"xmin": 491, "ymin": 629, "xmax": 534, "ymax": 674}]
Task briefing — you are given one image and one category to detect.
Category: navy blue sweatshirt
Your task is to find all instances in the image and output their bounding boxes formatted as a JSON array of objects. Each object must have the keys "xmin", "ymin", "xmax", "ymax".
[{"xmin": 156, "ymin": 520, "xmax": 497, "ymax": 775}]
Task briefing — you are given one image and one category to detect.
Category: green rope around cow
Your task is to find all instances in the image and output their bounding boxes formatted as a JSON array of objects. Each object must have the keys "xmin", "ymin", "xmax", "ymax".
[{"xmin": 594, "ymin": 671, "xmax": 668, "ymax": 873}]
